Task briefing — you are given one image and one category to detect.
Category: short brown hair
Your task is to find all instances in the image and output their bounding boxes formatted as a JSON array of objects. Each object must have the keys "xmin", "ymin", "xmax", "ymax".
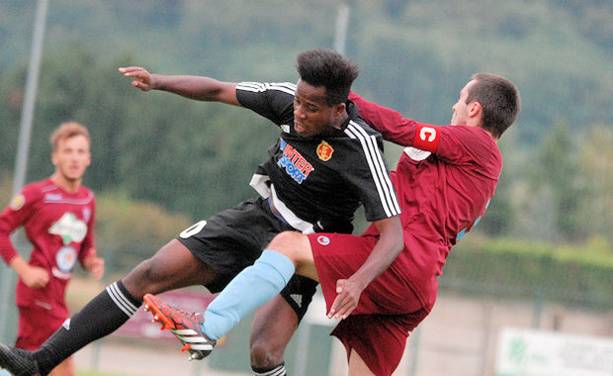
[
  {"xmin": 467, "ymin": 73, "xmax": 521, "ymax": 138},
  {"xmin": 50, "ymin": 122, "xmax": 91, "ymax": 151}
]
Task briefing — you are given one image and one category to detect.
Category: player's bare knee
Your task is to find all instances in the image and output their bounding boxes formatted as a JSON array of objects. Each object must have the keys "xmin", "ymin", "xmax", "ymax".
[
  {"xmin": 267, "ymin": 231, "xmax": 309, "ymax": 262},
  {"xmin": 268, "ymin": 231, "xmax": 302, "ymax": 251}
]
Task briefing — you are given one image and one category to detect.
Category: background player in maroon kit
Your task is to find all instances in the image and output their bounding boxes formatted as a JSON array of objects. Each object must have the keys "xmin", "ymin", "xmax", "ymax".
[
  {"xmin": 0, "ymin": 122, "xmax": 104, "ymax": 376},
  {"xmin": 143, "ymin": 72, "xmax": 521, "ymax": 376}
]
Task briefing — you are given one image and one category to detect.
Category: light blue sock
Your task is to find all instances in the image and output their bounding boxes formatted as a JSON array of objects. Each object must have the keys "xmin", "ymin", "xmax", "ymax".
[{"xmin": 202, "ymin": 250, "xmax": 295, "ymax": 340}]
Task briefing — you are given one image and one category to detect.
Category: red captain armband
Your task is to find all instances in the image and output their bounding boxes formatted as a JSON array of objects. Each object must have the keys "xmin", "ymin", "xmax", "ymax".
[{"xmin": 413, "ymin": 124, "xmax": 441, "ymax": 153}]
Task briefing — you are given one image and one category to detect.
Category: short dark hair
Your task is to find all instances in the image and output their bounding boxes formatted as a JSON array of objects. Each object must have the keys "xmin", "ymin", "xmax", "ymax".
[
  {"xmin": 467, "ymin": 73, "xmax": 521, "ymax": 138},
  {"xmin": 50, "ymin": 121, "xmax": 91, "ymax": 151},
  {"xmin": 296, "ymin": 49, "xmax": 360, "ymax": 107}
]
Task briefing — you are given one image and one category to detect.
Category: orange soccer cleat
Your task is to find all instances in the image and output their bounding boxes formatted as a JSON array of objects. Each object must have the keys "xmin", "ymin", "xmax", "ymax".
[{"xmin": 143, "ymin": 293, "xmax": 216, "ymax": 360}]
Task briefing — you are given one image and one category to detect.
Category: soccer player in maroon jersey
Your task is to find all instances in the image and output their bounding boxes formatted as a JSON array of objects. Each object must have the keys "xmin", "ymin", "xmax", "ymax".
[
  {"xmin": 142, "ymin": 73, "xmax": 521, "ymax": 376},
  {"xmin": 0, "ymin": 122, "xmax": 104, "ymax": 376}
]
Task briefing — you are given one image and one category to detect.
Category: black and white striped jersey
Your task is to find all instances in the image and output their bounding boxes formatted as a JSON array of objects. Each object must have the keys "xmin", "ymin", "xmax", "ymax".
[{"xmin": 236, "ymin": 81, "xmax": 400, "ymax": 234}]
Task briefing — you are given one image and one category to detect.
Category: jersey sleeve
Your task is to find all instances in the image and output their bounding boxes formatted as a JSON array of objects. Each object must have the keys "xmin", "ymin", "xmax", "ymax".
[
  {"xmin": 350, "ymin": 92, "xmax": 441, "ymax": 151},
  {"xmin": 350, "ymin": 92, "xmax": 498, "ymax": 166},
  {"xmin": 235, "ymin": 82, "xmax": 296, "ymax": 126},
  {"xmin": 0, "ymin": 185, "xmax": 39, "ymax": 265},
  {"xmin": 342, "ymin": 123, "xmax": 402, "ymax": 221}
]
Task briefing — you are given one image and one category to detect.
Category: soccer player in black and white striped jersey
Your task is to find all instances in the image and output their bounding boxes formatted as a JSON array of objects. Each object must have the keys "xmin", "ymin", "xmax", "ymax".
[{"xmin": 0, "ymin": 49, "xmax": 401, "ymax": 376}]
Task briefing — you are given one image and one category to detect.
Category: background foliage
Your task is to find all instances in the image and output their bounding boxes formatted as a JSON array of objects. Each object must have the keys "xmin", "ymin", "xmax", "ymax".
[
  {"xmin": 444, "ymin": 235, "xmax": 613, "ymax": 309},
  {"xmin": 0, "ymin": 0, "xmax": 612, "ymax": 270}
]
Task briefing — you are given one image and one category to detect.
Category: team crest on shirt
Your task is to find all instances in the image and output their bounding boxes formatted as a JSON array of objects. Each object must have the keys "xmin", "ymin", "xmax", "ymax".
[
  {"xmin": 317, "ymin": 235, "xmax": 330, "ymax": 246},
  {"xmin": 316, "ymin": 141, "xmax": 334, "ymax": 161},
  {"xmin": 10, "ymin": 194, "xmax": 25, "ymax": 211},
  {"xmin": 49, "ymin": 212, "xmax": 88, "ymax": 245}
]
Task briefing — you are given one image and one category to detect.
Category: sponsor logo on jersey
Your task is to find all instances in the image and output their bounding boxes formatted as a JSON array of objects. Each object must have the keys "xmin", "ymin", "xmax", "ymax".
[
  {"xmin": 52, "ymin": 267, "xmax": 73, "ymax": 280},
  {"xmin": 55, "ymin": 246, "xmax": 77, "ymax": 272},
  {"xmin": 49, "ymin": 212, "xmax": 88, "ymax": 245},
  {"xmin": 403, "ymin": 147, "xmax": 432, "ymax": 161},
  {"xmin": 317, "ymin": 235, "xmax": 330, "ymax": 246},
  {"xmin": 316, "ymin": 140, "xmax": 334, "ymax": 161},
  {"xmin": 9, "ymin": 194, "xmax": 25, "ymax": 211},
  {"xmin": 53, "ymin": 245, "xmax": 76, "ymax": 280},
  {"xmin": 277, "ymin": 139, "xmax": 314, "ymax": 184}
]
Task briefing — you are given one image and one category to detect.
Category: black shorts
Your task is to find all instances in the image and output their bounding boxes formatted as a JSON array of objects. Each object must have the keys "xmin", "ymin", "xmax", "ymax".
[{"xmin": 177, "ymin": 197, "xmax": 318, "ymax": 321}]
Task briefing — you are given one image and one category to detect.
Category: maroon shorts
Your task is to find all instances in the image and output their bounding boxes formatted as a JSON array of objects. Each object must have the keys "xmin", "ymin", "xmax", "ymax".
[
  {"xmin": 15, "ymin": 306, "xmax": 66, "ymax": 350},
  {"xmin": 308, "ymin": 233, "xmax": 428, "ymax": 376}
]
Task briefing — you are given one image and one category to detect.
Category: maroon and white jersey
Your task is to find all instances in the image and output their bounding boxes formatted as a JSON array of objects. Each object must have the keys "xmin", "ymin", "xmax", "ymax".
[
  {"xmin": 351, "ymin": 93, "xmax": 502, "ymax": 311},
  {"xmin": 0, "ymin": 178, "xmax": 96, "ymax": 318}
]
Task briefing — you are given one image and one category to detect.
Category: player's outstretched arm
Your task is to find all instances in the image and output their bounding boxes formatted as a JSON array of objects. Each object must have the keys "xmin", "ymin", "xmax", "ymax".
[
  {"xmin": 350, "ymin": 92, "xmax": 424, "ymax": 147},
  {"xmin": 119, "ymin": 66, "xmax": 241, "ymax": 106}
]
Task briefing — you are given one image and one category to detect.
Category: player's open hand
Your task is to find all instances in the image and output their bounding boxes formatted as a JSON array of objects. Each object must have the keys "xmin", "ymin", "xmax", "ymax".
[
  {"xmin": 327, "ymin": 278, "xmax": 364, "ymax": 320},
  {"xmin": 119, "ymin": 66, "xmax": 154, "ymax": 91}
]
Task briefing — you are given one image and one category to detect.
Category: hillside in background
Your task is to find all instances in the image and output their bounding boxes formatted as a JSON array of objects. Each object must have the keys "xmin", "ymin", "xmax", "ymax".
[
  {"xmin": 2, "ymin": 0, "xmax": 612, "ymax": 141},
  {"xmin": 0, "ymin": 0, "xmax": 611, "ymax": 245}
]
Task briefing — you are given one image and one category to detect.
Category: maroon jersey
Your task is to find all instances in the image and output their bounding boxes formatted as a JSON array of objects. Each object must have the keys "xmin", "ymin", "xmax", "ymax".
[
  {"xmin": 351, "ymin": 93, "xmax": 502, "ymax": 311},
  {"xmin": 0, "ymin": 178, "xmax": 96, "ymax": 319}
]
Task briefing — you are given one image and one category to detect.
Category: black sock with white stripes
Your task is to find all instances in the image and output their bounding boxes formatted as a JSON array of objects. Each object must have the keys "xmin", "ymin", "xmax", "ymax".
[
  {"xmin": 252, "ymin": 362, "xmax": 287, "ymax": 376},
  {"xmin": 33, "ymin": 280, "xmax": 141, "ymax": 374}
]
